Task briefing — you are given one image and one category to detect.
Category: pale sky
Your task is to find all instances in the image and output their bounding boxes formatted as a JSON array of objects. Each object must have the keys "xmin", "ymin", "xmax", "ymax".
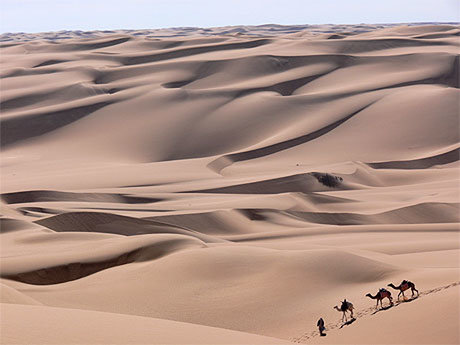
[{"xmin": 1, "ymin": 0, "xmax": 459, "ymax": 33}]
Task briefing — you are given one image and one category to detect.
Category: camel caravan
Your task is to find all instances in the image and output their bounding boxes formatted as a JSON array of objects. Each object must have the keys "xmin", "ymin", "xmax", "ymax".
[{"xmin": 318, "ymin": 280, "xmax": 419, "ymax": 336}]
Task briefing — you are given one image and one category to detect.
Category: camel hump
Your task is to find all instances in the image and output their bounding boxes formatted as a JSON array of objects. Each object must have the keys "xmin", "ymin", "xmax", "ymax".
[
  {"xmin": 401, "ymin": 280, "xmax": 409, "ymax": 285},
  {"xmin": 379, "ymin": 288, "xmax": 391, "ymax": 296}
]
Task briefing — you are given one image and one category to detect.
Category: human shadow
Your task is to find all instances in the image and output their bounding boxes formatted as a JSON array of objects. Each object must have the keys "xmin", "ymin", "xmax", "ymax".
[{"xmin": 339, "ymin": 318, "xmax": 356, "ymax": 329}]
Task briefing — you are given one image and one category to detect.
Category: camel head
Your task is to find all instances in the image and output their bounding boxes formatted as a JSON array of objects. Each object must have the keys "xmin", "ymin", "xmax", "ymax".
[
  {"xmin": 333, "ymin": 305, "xmax": 340, "ymax": 311},
  {"xmin": 365, "ymin": 293, "xmax": 373, "ymax": 298}
]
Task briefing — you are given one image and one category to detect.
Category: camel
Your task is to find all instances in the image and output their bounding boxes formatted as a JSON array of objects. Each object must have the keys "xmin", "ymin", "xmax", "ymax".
[
  {"xmin": 366, "ymin": 288, "xmax": 393, "ymax": 309},
  {"xmin": 387, "ymin": 280, "xmax": 419, "ymax": 300},
  {"xmin": 333, "ymin": 299, "xmax": 354, "ymax": 322}
]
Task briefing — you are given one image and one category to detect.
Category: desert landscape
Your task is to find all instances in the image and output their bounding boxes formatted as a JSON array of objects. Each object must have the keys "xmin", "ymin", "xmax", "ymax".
[{"xmin": 1, "ymin": 23, "xmax": 459, "ymax": 344}]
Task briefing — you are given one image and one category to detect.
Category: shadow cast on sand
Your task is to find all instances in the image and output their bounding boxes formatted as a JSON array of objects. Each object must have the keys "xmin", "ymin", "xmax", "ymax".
[
  {"xmin": 339, "ymin": 318, "xmax": 356, "ymax": 329},
  {"xmin": 402, "ymin": 296, "xmax": 419, "ymax": 302},
  {"xmin": 371, "ymin": 304, "xmax": 394, "ymax": 315}
]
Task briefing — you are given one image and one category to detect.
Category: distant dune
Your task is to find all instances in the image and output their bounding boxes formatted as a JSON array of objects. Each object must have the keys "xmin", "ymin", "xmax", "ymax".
[{"xmin": 1, "ymin": 23, "xmax": 459, "ymax": 344}]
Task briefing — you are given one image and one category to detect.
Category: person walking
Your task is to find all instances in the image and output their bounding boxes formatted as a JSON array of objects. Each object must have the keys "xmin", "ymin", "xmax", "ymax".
[{"xmin": 317, "ymin": 317, "xmax": 326, "ymax": 336}]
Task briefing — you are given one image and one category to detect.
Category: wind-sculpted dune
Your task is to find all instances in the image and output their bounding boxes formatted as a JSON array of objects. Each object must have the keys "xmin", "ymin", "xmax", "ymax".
[{"xmin": 1, "ymin": 23, "xmax": 459, "ymax": 344}]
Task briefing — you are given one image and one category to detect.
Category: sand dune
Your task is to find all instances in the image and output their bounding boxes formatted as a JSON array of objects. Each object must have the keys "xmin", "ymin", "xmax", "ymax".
[
  {"xmin": 1, "ymin": 23, "xmax": 459, "ymax": 344},
  {"xmin": 1, "ymin": 303, "xmax": 292, "ymax": 344}
]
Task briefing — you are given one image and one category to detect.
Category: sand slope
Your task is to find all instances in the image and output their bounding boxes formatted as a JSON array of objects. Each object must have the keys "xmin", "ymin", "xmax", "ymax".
[
  {"xmin": 1, "ymin": 303, "xmax": 292, "ymax": 344},
  {"xmin": 1, "ymin": 23, "xmax": 459, "ymax": 344},
  {"xmin": 311, "ymin": 283, "xmax": 460, "ymax": 344}
]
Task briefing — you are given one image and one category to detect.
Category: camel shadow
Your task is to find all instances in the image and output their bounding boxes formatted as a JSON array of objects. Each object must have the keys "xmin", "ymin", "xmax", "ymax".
[
  {"xmin": 339, "ymin": 318, "xmax": 356, "ymax": 329},
  {"xmin": 371, "ymin": 304, "xmax": 394, "ymax": 315},
  {"xmin": 398, "ymin": 296, "xmax": 419, "ymax": 303}
]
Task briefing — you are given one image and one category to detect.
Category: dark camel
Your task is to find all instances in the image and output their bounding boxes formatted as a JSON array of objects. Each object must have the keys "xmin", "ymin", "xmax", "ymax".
[
  {"xmin": 387, "ymin": 280, "xmax": 419, "ymax": 300},
  {"xmin": 366, "ymin": 288, "xmax": 393, "ymax": 309},
  {"xmin": 333, "ymin": 299, "xmax": 354, "ymax": 322}
]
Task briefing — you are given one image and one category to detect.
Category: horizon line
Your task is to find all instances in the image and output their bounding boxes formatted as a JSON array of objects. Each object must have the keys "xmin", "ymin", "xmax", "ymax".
[{"xmin": 1, "ymin": 21, "xmax": 459, "ymax": 36}]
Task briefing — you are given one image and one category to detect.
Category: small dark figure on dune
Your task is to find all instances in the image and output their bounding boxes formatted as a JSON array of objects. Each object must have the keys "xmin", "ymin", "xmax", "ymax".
[
  {"xmin": 333, "ymin": 299, "xmax": 354, "ymax": 322},
  {"xmin": 366, "ymin": 288, "xmax": 393, "ymax": 309},
  {"xmin": 317, "ymin": 317, "xmax": 326, "ymax": 336},
  {"xmin": 387, "ymin": 280, "xmax": 419, "ymax": 300}
]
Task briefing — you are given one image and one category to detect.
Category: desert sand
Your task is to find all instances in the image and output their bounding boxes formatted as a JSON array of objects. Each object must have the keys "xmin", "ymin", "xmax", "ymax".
[{"xmin": 1, "ymin": 23, "xmax": 459, "ymax": 344}]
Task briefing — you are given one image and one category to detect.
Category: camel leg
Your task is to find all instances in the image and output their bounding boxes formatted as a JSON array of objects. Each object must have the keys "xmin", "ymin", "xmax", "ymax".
[
  {"xmin": 350, "ymin": 309, "xmax": 354, "ymax": 319},
  {"xmin": 401, "ymin": 290, "xmax": 406, "ymax": 300},
  {"xmin": 413, "ymin": 287, "xmax": 419, "ymax": 297},
  {"xmin": 398, "ymin": 291, "xmax": 402, "ymax": 300}
]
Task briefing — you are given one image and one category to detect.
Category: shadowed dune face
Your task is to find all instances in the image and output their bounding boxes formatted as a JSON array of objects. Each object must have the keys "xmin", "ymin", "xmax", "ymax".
[
  {"xmin": 1, "ymin": 23, "xmax": 460, "ymax": 344},
  {"xmin": 2, "ymin": 233, "xmax": 207, "ymax": 285}
]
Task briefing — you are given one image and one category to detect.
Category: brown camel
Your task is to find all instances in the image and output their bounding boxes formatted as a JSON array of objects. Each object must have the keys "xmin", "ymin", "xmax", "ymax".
[
  {"xmin": 366, "ymin": 288, "xmax": 393, "ymax": 309},
  {"xmin": 387, "ymin": 280, "xmax": 419, "ymax": 300},
  {"xmin": 333, "ymin": 299, "xmax": 354, "ymax": 322}
]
